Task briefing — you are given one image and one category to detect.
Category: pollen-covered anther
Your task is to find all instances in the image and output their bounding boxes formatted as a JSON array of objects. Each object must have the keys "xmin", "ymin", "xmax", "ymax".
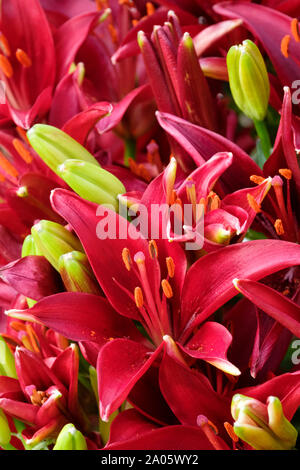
[
  {"xmin": 16, "ymin": 48, "xmax": 32, "ymax": 68},
  {"xmin": 224, "ymin": 422, "xmax": 239, "ymax": 443},
  {"xmin": 146, "ymin": 2, "xmax": 155, "ymax": 15},
  {"xmin": 30, "ymin": 389, "xmax": 48, "ymax": 407},
  {"xmin": 148, "ymin": 239, "xmax": 158, "ymax": 259},
  {"xmin": 121, "ymin": 247, "xmax": 132, "ymax": 271},
  {"xmin": 247, "ymin": 193, "xmax": 261, "ymax": 213},
  {"xmin": 166, "ymin": 257, "xmax": 175, "ymax": 278},
  {"xmin": 0, "ymin": 33, "xmax": 11, "ymax": 56},
  {"xmin": 134, "ymin": 286, "xmax": 144, "ymax": 309},
  {"xmin": 291, "ymin": 18, "xmax": 300, "ymax": 42},
  {"xmin": 12, "ymin": 138, "xmax": 33, "ymax": 164},
  {"xmin": 161, "ymin": 279, "xmax": 173, "ymax": 298},
  {"xmin": 279, "ymin": 168, "xmax": 292, "ymax": 180},
  {"xmin": 274, "ymin": 219, "xmax": 285, "ymax": 236},
  {"xmin": 250, "ymin": 175, "xmax": 265, "ymax": 185},
  {"xmin": 0, "ymin": 53, "xmax": 13, "ymax": 77},
  {"xmin": 281, "ymin": 35, "xmax": 291, "ymax": 58}
]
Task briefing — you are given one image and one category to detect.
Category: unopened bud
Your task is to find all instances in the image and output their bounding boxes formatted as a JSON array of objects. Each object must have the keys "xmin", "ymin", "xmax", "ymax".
[
  {"xmin": 227, "ymin": 40, "xmax": 270, "ymax": 121},
  {"xmin": 231, "ymin": 394, "xmax": 297, "ymax": 450},
  {"xmin": 0, "ymin": 336, "xmax": 17, "ymax": 379},
  {"xmin": 0, "ymin": 409, "xmax": 11, "ymax": 446},
  {"xmin": 53, "ymin": 424, "xmax": 87, "ymax": 450},
  {"xmin": 57, "ymin": 159, "xmax": 125, "ymax": 211},
  {"xmin": 26, "ymin": 124, "xmax": 100, "ymax": 175},
  {"xmin": 58, "ymin": 251, "xmax": 101, "ymax": 295},
  {"xmin": 31, "ymin": 220, "xmax": 82, "ymax": 271}
]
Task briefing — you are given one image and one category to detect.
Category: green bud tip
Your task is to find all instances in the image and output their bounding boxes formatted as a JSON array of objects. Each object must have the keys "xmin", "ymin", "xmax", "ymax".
[{"xmin": 53, "ymin": 424, "xmax": 87, "ymax": 450}]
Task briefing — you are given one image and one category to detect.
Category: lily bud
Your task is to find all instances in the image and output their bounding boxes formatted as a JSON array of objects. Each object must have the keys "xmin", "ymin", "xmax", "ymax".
[
  {"xmin": 58, "ymin": 251, "xmax": 101, "ymax": 295},
  {"xmin": 0, "ymin": 336, "xmax": 17, "ymax": 379},
  {"xmin": 231, "ymin": 394, "xmax": 297, "ymax": 450},
  {"xmin": 22, "ymin": 234, "xmax": 41, "ymax": 257},
  {"xmin": 53, "ymin": 424, "xmax": 87, "ymax": 450},
  {"xmin": 31, "ymin": 220, "xmax": 82, "ymax": 271},
  {"xmin": 26, "ymin": 124, "xmax": 100, "ymax": 175},
  {"xmin": 226, "ymin": 39, "xmax": 270, "ymax": 121},
  {"xmin": 0, "ymin": 409, "xmax": 11, "ymax": 446},
  {"xmin": 57, "ymin": 159, "xmax": 125, "ymax": 211}
]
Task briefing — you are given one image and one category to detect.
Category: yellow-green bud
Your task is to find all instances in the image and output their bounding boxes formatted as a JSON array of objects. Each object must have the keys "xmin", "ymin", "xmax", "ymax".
[
  {"xmin": 57, "ymin": 159, "xmax": 125, "ymax": 211},
  {"xmin": 0, "ymin": 409, "xmax": 11, "ymax": 446},
  {"xmin": 31, "ymin": 220, "xmax": 83, "ymax": 271},
  {"xmin": 0, "ymin": 336, "xmax": 17, "ymax": 379},
  {"xmin": 21, "ymin": 235, "xmax": 42, "ymax": 307},
  {"xmin": 26, "ymin": 124, "xmax": 100, "ymax": 175},
  {"xmin": 58, "ymin": 251, "xmax": 101, "ymax": 295},
  {"xmin": 231, "ymin": 394, "xmax": 297, "ymax": 450},
  {"xmin": 227, "ymin": 39, "xmax": 270, "ymax": 121},
  {"xmin": 53, "ymin": 424, "xmax": 87, "ymax": 450}
]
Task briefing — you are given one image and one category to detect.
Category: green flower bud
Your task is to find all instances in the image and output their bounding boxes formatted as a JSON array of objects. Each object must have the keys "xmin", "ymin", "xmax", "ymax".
[
  {"xmin": 31, "ymin": 220, "xmax": 83, "ymax": 271},
  {"xmin": 53, "ymin": 424, "xmax": 87, "ymax": 450},
  {"xmin": 26, "ymin": 124, "xmax": 100, "ymax": 175},
  {"xmin": 0, "ymin": 409, "xmax": 11, "ymax": 446},
  {"xmin": 231, "ymin": 394, "xmax": 297, "ymax": 450},
  {"xmin": 0, "ymin": 336, "xmax": 17, "ymax": 379},
  {"xmin": 57, "ymin": 159, "xmax": 125, "ymax": 211},
  {"xmin": 58, "ymin": 251, "xmax": 101, "ymax": 295},
  {"xmin": 227, "ymin": 39, "xmax": 270, "ymax": 121},
  {"xmin": 22, "ymin": 234, "xmax": 41, "ymax": 258}
]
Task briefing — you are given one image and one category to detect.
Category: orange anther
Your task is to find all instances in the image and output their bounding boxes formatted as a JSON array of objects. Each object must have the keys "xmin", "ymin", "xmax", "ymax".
[
  {"xmin": 149, "ymin": 239, "xmax": 158, "ymax": 259},
  {"xmin": 250, "ymin": 175, "xmax": 265, "ymax": 185},
  {"xmin": 122, "ymin": 247, "xmax": 132, "ymax": 271},
  {"xmin": 0, "ymin": 53, "xmax": 13, "ymax": 77},
  {"xmin": 281, "ymin": 35, "xmax": 291, "ymax": 58},
  {"xmin": 161, "ymin": 279, "xmax": 173, "ymax": 299},
  {"xmin": 134, "ymin": 286, "xmax": 144, "ymax": 308},
  {"xmin": 12, "ymin": 138, "xmax": 33, "ymax": 164},
  {"xmin": 16, "ymin": 126, "xmax": 30, "ymax": 144},
  {"xmin": 274, "ymin": 218, "xmax": 285, "ymax": 235},
  {"xmin": 166, "ymin": 257, "xmax": 175, "ymax": 278},
  {"xmin": 224, "ymin": 422, "xmax": 239, "ymax": 443},
  {"xmin": 146, "ymin": 2, "xmax": 155, "ymax": 15},
  {"xmin": 291, "ymin": 18, "xmax": 300, "ymax": 42},
  {"xmin": 16, "ymin": 48, "xmax": 32, "ymax": 68},
  {"xmin": 0, "ymin": 151, "xmax": 18, "ymax": 179},
  {"xmin": 279, "ymin": 168, "xmax": 292, "ymax": 180}
]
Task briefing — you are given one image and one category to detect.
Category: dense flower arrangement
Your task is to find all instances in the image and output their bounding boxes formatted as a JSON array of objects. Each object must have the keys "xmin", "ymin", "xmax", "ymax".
[{"xmin": 0, "ymin": 0, "xmax": 299, "ymax": 451}]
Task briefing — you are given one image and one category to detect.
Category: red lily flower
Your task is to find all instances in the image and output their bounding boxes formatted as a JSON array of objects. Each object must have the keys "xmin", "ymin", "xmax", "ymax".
[{"xmin": 0, "ymin": 0, "xmax": 56, "ymax": 129}]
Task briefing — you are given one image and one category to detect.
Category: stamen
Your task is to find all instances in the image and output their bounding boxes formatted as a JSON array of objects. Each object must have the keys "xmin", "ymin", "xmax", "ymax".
[
  {"xmin": 279, "ymin": 168, "xmax": 292, "ymax": 180},
  {"xmin": 26, "ymin": 324, "xmax": 40, "ymax": 354},
  {"xmin": 146, "ymin": 2, "xmax": 155, "ymax": 15},
  {"xmin": 274, "ymin": 219, "xmax": 285, "ymax": 235},
  {"xmin": 0, "ymin": 33, "xmax": 11, "ymax": 56},
  {"xmin": 186, "ymin": 180, "xmax": 197, "ymax": 221},
  {"xmin": 10, "ymin": 320, "xmax": 26, "ymax": 332},
  {"xmin": 197, "ymin": 415, "xmax": 228, "ymax": 451},
  {"xmin": 0, "ymin": 151, "xmax": 18, "ymax": 178},
  {"xmin": 291, "ymin": 18, "xmax": 300, "ymax": 42},
  {"xmin": 16, "ymin": 126, "xmax": 30, "ymax": 144},
  {"xmin": 122, "ymin": 247, "xmax": 132, "ymax": 271},
  {"xmin": 148, "ymin": 239, "xmax": 158, "ymax": 259},
  {"xmin": 166, "ymin": 257, "xmax": 175, "ymax": 278},
  {"xmin": 208, "ymin": 191, "xmax": 221, "ymax": 211},
  {"xmin": 134, "ymin": 286, "xmax": 144, "ymax": 308},
  {"xmin": 12, "ymin": 138, "xmax": 33, "ymax": 164},
  {"xmin": 161, "ymin": 279, "xmax": 173, "ymax": 298},
  {"xmin": 15, "ymin": 48, "xmax": 32, "ymax": 68},
  {"xmin": 224, "ymin": 422, "xmax": 239, "ymax": 443},
  {"xmin": 247, "ymin": 193, "xmax": 261, "ymax": 213},
  {"xmin": 281, "ymin": 35, "xmax": 291, "ymax": 58},
  {"xmin": 0, "ymin": 54, "xmax": 13, "ymax": 77},
  {"xmin": 250, "ymin": 174, "xmax": 265, "ymax": 185},
  {"xmin": 30, "ymin": 389, "xmax": 48, "ymax": 407}
]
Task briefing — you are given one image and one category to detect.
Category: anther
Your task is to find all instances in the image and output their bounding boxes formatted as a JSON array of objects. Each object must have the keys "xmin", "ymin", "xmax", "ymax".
[
  {"xmin": 166, "ymin": 257, "xmax": 175, "ymax": 278},
  {"xmin": 279, "ymin": 168, "xmax": 292, "ymax": 180},
  {"xmin": 0, "ymin": 54, "xmax": 13, "ymax": 77},
  {"xmin": 247, "ymin": 193, "xmax": 261, "ymax": 213},
  {"xmin": 224, "ymin": 422, "xmax": 239, "ymax": 443},
  {"xmin": 134, "ymin": 286, "xmax": 144, "ymax": 308},
  {"xmin": 274, "ymin": 219, "xmax": 285, "ymax": 235},
  {"xmin": 0, "ymin": 33, "xmax": 11, "ymax": 56},
  {"xmin": 16, "ymin": 49, "xmax": 32, "ymax": 68},
  {"xmin": 12, "ymin": 138, "xmax": 33, "ymax": 164},
  {"xmin": 250, "ymin": 175, "xmax": 265, "ymax": 185},
  {"xmin": 16, "ymin": 126, "xmax": 30, "ymax": 144},
  {"xmin": 146, "ymin": 2, "xmax": 155, "ymax": 15},
  {"xmin": 161, "ymin": 279, "xmax": 173, "ymax": 298},
  {"xmin": 149, "ymin": 240, "xmax": 158, "ymax": 259},
  {"xmin": 0, "ymin": 151, "xmax": 18, "ymax": 179},
  {"xmin": 281, "ymin": 35, "xmax": 291, "ymax": 58},
  {"xmin": 291, "ymin": 18, "xmax": 300, "ymax": 42},
  {"xmin": 122, "ymin": 247, "xmax": 132, "ymax": 271}
]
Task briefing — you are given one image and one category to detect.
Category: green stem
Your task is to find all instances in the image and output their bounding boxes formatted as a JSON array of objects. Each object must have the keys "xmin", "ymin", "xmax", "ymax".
[
  {"xmin": 124, "ymin": 137, "xmax": 136, "ymax": 167},
  {"xmin": 253, "ymin": 118, "xmax": 272, "ymax": 161}
]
